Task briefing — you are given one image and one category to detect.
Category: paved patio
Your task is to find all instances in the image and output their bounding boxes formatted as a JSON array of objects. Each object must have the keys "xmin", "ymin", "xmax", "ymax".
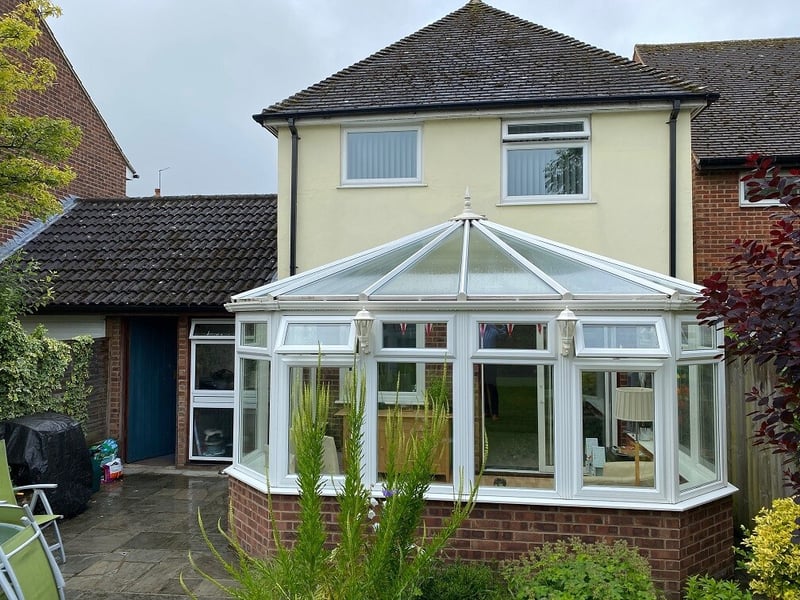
[{"xmin": 58, "ymin": 465, "xmax": 238, "ymax": 599}]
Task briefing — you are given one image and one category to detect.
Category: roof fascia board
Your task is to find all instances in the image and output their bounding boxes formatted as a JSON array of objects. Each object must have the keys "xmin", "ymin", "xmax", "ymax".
[{"xmin": 253, "ymin": 98, "xmax": 707, "ymax": 129}]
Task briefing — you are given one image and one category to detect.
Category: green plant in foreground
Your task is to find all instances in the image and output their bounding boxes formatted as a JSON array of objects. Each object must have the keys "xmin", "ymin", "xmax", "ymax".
[
  {"xmin": 683, "ymin": 574, "xmax": 752, "ymax": 600},
  {"xmin": 739, "ymin": 495, "xmax": 800, "ymax": 600},
  {"xmin": 184, "ymin": 363, "xmax": 480, "ymax": 599},
  {"xmin": 419, "ymin": 560, "xmax": 504, "ymax": 600},
  {"xmin": 501, "ymin": 537, "xmax": 659, "ymax": 600}
]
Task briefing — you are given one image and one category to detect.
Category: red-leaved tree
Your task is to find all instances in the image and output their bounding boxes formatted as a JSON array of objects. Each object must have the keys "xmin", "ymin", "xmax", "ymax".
[{"xmin": 697, "ymin": 154, "xmax": 800, "ymax": 493}]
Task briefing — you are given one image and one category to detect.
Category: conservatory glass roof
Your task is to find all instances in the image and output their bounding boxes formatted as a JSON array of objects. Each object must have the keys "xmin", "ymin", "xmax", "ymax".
[{"xmin": 231, "ymin": 209, "xmax": 702, "ymax": 304}]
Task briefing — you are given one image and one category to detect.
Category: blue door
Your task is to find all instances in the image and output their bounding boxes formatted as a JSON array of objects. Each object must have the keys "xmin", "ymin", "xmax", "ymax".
[{"xmin": 127, "ymin": 318, "xmax": 177, "ymax": 462}]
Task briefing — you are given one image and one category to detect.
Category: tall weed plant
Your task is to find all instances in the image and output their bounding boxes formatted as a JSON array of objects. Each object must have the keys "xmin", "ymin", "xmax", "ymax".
[{"xmin": 184, "ymin": 363, "xmax": 479, "ymax": 599}]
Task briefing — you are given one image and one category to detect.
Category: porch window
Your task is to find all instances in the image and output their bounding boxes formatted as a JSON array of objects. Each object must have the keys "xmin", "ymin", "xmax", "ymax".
[
  {"xmin": 502, "ymin": 119, "xmax": 589, "ymax": 204},
  {"xmin": 342, "ymin": 126, "xmax": 421, "ymax": 185}
]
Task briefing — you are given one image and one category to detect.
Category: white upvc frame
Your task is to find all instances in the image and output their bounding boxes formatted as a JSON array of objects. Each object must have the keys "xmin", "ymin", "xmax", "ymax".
[
  {"xmin": 575, "ymin": 316, "xmax": 670, "ymax": 358},
  {"xmin": 501, "ymin": 117, "xmax": 591, "ymax": 205},
  {"xmin": 738, "ymin": 169, "xmax": 800, "ymax": 207},
  {"xmin": 341, "ymin": 124, "xmax": 423, "ymax": 187},
  {"xmin": 276, "ymin": 316, "xmax": 355, "ymax": 354}
]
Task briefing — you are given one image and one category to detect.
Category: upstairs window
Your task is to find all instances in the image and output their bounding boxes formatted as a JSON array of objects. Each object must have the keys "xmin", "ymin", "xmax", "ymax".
[
  {"xmin": 342, "ymin": 126, "xmax": 421, "ymax": 185},
  {"xmin": 502, "ymin": 119, "xmax": 590, "ymax": 204},
  {"xmin": 739, "ymin": 169, "xmax": 800, "ymax": 207}
]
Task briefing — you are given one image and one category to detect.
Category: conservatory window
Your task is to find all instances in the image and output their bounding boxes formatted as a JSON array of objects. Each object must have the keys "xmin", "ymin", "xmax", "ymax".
[
  {"xmin": 288, "ymin": 365, "xmax": 345, "ymax": 476},
  {"xmin": 475, "ymin": 362, "xmax": 555, "ymax": 490},
  {"xmin": 342, "ymin": 126, "xmax": 421, "ymax": 185},
  {"xmin": 680, "ymin": 322, "xmax": 716, "ymax": 352},
  {"xmin": 280, "ymin": 319, "xmax": 353, "ymax": 352},
  {"xmin": 238, "ymin": 358, "xmax": 270, "ymax": 474},
  {"xmin": 477, "ymin": 322, "xmax": 548, "ymax": 352},
  {"xmin": 677, "ymin": 363, "xmax": 719, "ymax": 490},
  {"xmin": 576, "ymin": 318, "xmax": 669, "ymax": 357},
  {"xmin": 502, "ymin": 119, "xmax": 589, "ymax": 204},
  {"xmin": 582, "ymin": 370, "xmax": 656, "ymax": 489},
  {"xmin": 240, "ymin": 322, "xmax": 269, "ymax": 349}
]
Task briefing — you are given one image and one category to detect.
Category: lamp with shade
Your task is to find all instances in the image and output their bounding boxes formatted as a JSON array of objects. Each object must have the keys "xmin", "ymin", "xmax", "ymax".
[{"xmin": 614, "ymin": 386, "xmax": 654, "ymax": 485}]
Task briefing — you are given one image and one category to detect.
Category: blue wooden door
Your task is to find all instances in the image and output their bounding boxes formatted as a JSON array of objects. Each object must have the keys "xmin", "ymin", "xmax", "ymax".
[{"xmin": 127, "ymin": 318, "xmax": 177, "ymax": 462}]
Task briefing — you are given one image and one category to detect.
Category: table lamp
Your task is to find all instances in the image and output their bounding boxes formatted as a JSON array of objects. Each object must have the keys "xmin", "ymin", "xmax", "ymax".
[{"xmin": 615, "ymin": 387, "xmax": 655, "ymax": 485}]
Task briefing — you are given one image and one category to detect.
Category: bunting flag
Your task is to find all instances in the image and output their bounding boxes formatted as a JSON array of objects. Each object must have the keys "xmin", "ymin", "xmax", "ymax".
[
  {"xmin": 537, "ymin": 323, "xmax": 543, "ymax": 334},
  {"xmin": 400, "ymin": 322, "xmax": 408, "ymax": 335},
  {"xmin": 479, "ymin": 323, "xmax": 487, "ymax": 347},
  {"xmin": 506, "ymin": 323, "xmax": 514, "ymax": 336}
]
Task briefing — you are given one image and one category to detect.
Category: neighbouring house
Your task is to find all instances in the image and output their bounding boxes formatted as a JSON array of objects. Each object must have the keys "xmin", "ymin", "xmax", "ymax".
[
  {"xmin": 634, "ymin": 38, "xmax": 800, "ymax": 525},
  {"xmin": 634, "ymin": 38, "xmax": 800, "ymax": 283},
  {"xmin": 0, "ymin": 0, "xmax": 136, "ymax": 248},
  {"xmin": 16, "ymin": 195, "xmax": 277, "ymax": 466},
  {"xmin": 232, "ymin": 2, "xmax": 734, "ymax": 597}
]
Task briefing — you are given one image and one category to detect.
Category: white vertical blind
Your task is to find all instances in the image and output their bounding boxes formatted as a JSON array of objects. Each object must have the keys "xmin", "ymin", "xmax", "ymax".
[{"xmin": 346, "ymin": 130, "xmax": 418, "ymax": 180}]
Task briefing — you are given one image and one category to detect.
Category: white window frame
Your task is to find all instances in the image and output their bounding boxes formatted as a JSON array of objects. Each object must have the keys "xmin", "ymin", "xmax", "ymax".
[
  {"xmin": 341, "ymin": 125, "xmax": 422, "ymax": 186},
  {"xmin": 502, "ymin": 118, "xmax": 590, "ymax": 205},
  {"xmin": 738, "ymin": 169, "xmax": 800, "ymax": 207},
  {"xmin": 275, "ymin": 316, "xmax": 355, "ymax": 354},
  {"xmin": 575, "ymin": 316, "xmax": 670, "ymax": 358}
]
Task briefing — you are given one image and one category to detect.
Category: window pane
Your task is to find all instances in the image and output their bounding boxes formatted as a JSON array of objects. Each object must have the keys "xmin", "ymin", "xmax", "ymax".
[
  {"xmin": 241, "ymin": 322, "xmax": 269, "ymax": 348},
  {"xmin": 475, "ymin": 363, "xmax": 555, "ymax": 490},
  {"xmin": 288, "ymin": 366, "xmax": 345, "ymax": 476},
  {"xmin": 376, "ymin": 362, "xmax": 452, "ymax": 482},
  {"xmin": 285, "ymin": 323, "xmax": 350, "ymax": 347},
  {"xmin": 583, "ymin": 324, "xmax": 659, "ymax": 349},
  {"xmin": 239, "ymin": 358, "xmax": 270, "ymax": 472},
  {"xmin": 193, "ymin": 322, "xmax": 235, "ymax": 337},
  {"xmin": 507, "ymin": 147, "xmax": 583, "ymax": 196},
  {"xmin": 479, "ymin": 322, "xmax": 547, "ymax": 351},
  {"xmin": 346, "ymin": 130, "xmax": 417, "ymax": 180},
  {"xmin": 193, "ymin": 407, "xmax": 233, "ymax": 458},
  {"xmin": 195, "ymin": 344, "xmax": 234, "ymax": 390},
  {"xmin": 508, "ymin": 122, "xmax": 585, "ymax": 136},
  {"xmin": 381, "ymin": 322, "xmax": 447, "ymax": 349},
  {"xmin": 681, "ymin": 323, "xmax": 716, "ymax": 351},
  {"xmin": 582, "ymin": 371, "xmax": 655, "ymax": 488},
  {"xmin": 678, "ymin": 364, "xmax": 718, "ymax": 490}
]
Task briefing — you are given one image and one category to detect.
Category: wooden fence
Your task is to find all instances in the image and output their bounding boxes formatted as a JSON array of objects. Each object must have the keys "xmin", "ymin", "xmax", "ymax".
[{"xmin": 725, "ymin": 357, "xmax": 793, "ymax": 529}]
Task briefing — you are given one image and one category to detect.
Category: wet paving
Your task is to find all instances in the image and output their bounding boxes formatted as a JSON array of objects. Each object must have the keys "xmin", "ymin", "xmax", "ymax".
[{"xmin": 58, "ymin": 467, "xmax": 237, "ymax": 599}]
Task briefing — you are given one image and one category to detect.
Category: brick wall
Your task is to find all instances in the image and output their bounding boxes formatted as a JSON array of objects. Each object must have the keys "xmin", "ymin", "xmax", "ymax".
[
  {"xmin": 693, "ymin": 168, "xmax": 790, "ymax": 284},
  {"xmin": 84, "ymin": 336, "xmax": 109, "ymax": 443},
  {"xmin": 106, "ymin": 316, "xmax": 124, "ymax": 447},
  {"xmin": 228, "ymin": 477, "xmax": 733, "ymax": 600},
  {"xmin": 176, "ymin": 316, "xmax": 190, "ymax": 466}
]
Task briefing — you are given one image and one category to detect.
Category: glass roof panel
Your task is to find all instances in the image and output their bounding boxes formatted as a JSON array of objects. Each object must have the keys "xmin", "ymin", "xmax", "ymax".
[
  {"xmin": 373, "ymin": 228, "xmax": 463, "ymax": 296},
  {"xmin": 285, "ymin": 233, "xmax": 438, "ymax": 296},
  {"xmin": 467, "ymin": 228, "xmax": 559, "ymax": 295},
  {"xmin": 494, "ymin": 231, "xmax": 660, "ymax": 295}
]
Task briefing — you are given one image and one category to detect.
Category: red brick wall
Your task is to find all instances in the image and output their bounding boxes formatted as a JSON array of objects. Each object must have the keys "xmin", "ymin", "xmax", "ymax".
[
  {"xmin": 693, "ymin": 168, "xmax": 791, "ymax": 284},
  {"xmin": 84, "ymin": 336, "xmax": 109, "ymax": 443},
  {"xmin": 175, "ymin": 316, "xmax": 190, "ymax": 466},
  {"xmin": 228, "ymin": 477, "xmax": 734, "ymax": 600},
  {"xmin": 106, "ymin": 316, "xmax": 124, "ymax": 448}
]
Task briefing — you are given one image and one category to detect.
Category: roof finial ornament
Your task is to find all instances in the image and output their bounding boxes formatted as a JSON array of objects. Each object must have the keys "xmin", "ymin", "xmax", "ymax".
[
  {"xmin": 468, "ymin": 0, "xmax": 483, "ymax": 4},
  {"xmin": 451, "ymin": 185, "xmax": 486, "ymax": 221}
]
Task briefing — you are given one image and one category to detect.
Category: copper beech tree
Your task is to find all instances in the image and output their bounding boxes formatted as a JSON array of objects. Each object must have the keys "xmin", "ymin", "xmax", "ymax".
[{"xmin": 697, "ymin": 154, "xmax": 800, "ymax": 492}]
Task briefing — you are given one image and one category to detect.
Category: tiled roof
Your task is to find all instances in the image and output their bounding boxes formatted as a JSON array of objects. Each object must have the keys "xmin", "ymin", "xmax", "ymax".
[
  {"xmin": 257, "ymin": 1, "xmax": 711, "ymax": 122},
  {"xmin": 16, "ymin": 195, "xmax": 277, "ymax": 310},
  {"xmin": 635, "ymin": 38, "xmax": 800, "ymax": 166}
]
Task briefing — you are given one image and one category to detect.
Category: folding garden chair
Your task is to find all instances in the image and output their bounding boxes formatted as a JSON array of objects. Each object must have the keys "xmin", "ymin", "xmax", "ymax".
[
  {"xmin": 0, "ymin": 440, "xmax": 65, "ymax": 563},
  {"xmin": 0, "ymin": 503, "xmax": 65, "ymax": 599}
]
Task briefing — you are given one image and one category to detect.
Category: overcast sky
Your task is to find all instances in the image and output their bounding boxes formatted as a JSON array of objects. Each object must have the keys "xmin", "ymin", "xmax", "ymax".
[{"xmin": 46, "ymin": 0, "xmax": 797, "ymax": 198}]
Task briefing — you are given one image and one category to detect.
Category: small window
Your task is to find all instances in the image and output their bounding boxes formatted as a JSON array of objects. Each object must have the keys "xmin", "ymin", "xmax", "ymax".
[
  {"xmin": 575, "ymin": 318, "xmax": 669, "ymax": 357},
  {"xmin": 284, "ymin": 323, "xmax": 351, "ymax": 347},
  {"xmin": 478, "ymin": 322, "xmax": 548, "ymax": 352},
  {"xmin": 191, "ymin": 321, "xmax": 234, "ymax": 338},
  {"xmin": 241, "ymin": 322, "xmax": 269, "ymax": 348},
  {"xmin": 380, "ymin": 322, "xmax": 447, "ymax": 350},
  {"xmin": 342, "ymin": 126, "xmax": 421, "ymax": 185},
  {"xmin": 502, "ymin": 119, "xmax": 589, "ymax": 204},
  {"xmin": 739, "ymin": 170, "xmax": 800, "ymax": 207},
  {"xmin": 680, "ymin": 322, "xmax": 716, "ymax": 352}
]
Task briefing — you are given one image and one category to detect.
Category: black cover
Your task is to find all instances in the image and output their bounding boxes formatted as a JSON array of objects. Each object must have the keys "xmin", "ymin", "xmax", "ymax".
[{"xmin": 1, "ymin": 412, "xmax": 93, "ymax": 518}]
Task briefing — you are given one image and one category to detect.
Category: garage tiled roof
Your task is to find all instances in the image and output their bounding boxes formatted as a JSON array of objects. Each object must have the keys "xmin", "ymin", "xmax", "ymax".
[
  {"xmin": 257, "ymin": 1, "xmax": 711, "ymax": 122},
  {"xmin": 17, "ymin": 195, "xmax": 277, "ymax": 310},
  {"xmin": 635, "ymin": 38, "xmax": 800, "ymax": 166}
]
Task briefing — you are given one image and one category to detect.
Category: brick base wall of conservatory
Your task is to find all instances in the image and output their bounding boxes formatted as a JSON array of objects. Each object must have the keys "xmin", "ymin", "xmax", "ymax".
[{"xmin": 228, "ymin": 477, "xmax": 734, "ymax": 600}]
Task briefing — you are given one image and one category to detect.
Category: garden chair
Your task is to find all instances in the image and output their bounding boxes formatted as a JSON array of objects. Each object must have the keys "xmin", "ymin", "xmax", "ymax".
[
  {"xmin": 0, "ymin": 440, "xmax": 65, "ymax": 563},
  {"xmin": 0, "ymin": 503, "xmax": 66, "ymax": 599}
]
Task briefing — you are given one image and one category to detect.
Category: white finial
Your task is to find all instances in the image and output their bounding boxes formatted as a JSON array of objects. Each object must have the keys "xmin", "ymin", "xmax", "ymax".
[
  {"xmin": 451, "ymin": 185, "xmax": 486, "ymax": 221},
  {"xmin": 464, "ymin": 186, "xmax": 472, "ymax": 212}
]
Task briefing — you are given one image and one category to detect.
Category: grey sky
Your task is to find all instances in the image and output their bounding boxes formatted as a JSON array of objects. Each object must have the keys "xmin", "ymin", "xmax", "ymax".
[{"xmin": 47, "ymin": 1, "xmax": 797, "ymax": 198}]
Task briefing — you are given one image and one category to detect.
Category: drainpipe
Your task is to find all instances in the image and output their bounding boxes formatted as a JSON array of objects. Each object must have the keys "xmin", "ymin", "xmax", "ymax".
[
  {"xmin": 288, "ymin": 118, "xmax": 300, "ymax": 276},
  {"xmin": 668, "ymin": 100, "xmax": 680, "ymax": 278}
]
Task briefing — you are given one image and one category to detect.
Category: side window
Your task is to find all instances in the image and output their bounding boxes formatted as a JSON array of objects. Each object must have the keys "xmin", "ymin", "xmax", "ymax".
[
  {"xmin": 342, "ymin": 126, "xmax": 421, "ymax": 185},
  {"xmin": 502, "ymin": 119, "xmax": 589, "ymax": 204}
]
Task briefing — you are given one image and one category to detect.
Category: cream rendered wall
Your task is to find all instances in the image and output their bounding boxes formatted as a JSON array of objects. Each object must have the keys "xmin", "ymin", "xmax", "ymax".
[{"xmin": 275, "ymin": 109, "xmax": 695, "ymax": 281}]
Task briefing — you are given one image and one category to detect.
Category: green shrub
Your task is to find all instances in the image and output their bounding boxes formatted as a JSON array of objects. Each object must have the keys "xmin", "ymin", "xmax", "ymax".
[
  {"xmin": 739, "ymin": 495, "xmax": 800, "ymax": 600},
  {"xmin": 683, "ymin": 575, "xmax": 752, "ymax": 600},
  {"xmin": 419, "ymin": 560, "xmax": 503, "ymax": 600},
  {"xmin": 501, "ymin": 537, "xmax": 658, "ymax": 600}
]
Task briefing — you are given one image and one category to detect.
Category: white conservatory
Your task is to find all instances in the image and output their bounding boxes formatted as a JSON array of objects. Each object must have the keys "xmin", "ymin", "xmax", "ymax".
[{"xmin": 224, "ymin": 205, "xmax": 734, "ymax": 511}]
